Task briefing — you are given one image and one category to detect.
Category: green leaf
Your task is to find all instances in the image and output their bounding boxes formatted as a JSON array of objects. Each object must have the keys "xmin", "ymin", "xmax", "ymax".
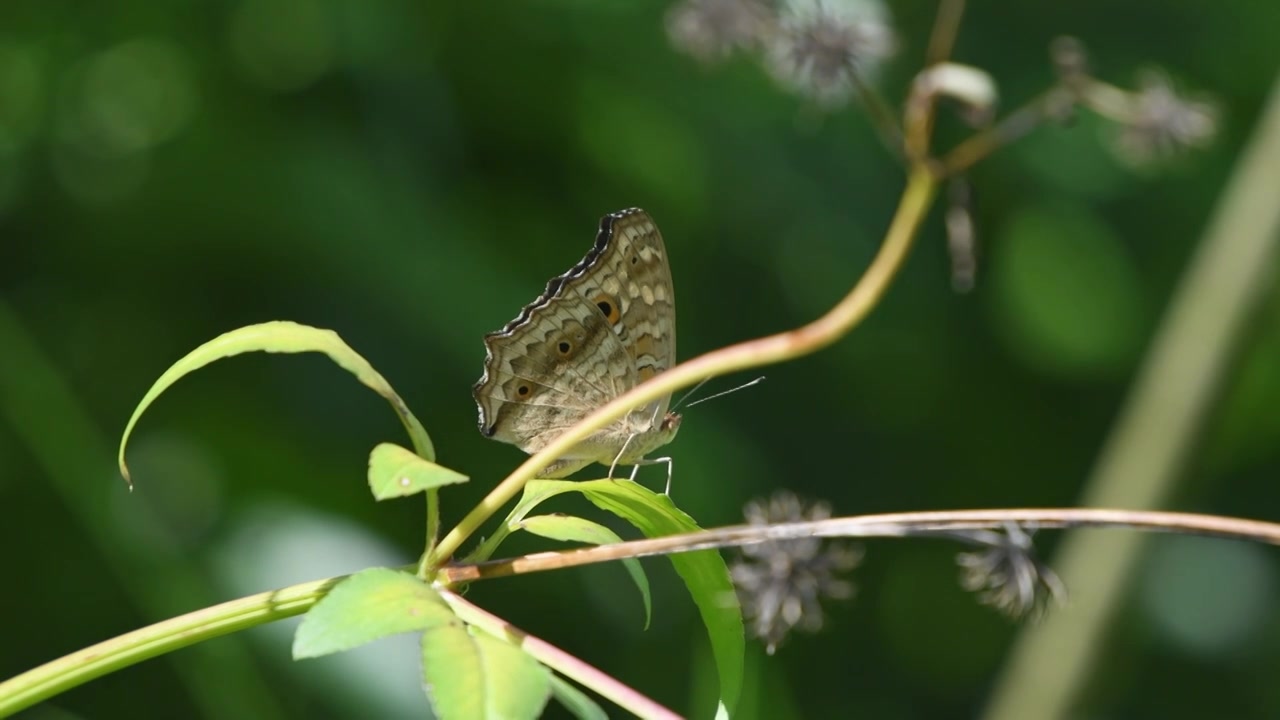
[
  {"xmin": 293, "ymin": 568, "xmax": 455, "ymax": 659},
  {"xmin": 504, "ymin": 479, "xmax": 743, "ymax": 717},
  {"xmin": 368, "ymin": 442, "xmax": 468, "ymax": 500},
  {"xmin": 422, "ymin": 623, "xmax": 551, "ymax": 720},
  {"xmin": 549, "ymin": 675, "xmax": 608, "ymax": 720},
  {"xmin": 118, "ymin": 320, "xmax": 433, "ymax": 487},
  {"xmin": 464, "ymin": 476, "xmax": 599, "ymax": 562},
  {"xmin": 517, "ymin": 514, "xmax": 652, "ymax": 629},
  {"xmin": 575, "ymin": 479, "xmax": 743, "ymax": 718}
]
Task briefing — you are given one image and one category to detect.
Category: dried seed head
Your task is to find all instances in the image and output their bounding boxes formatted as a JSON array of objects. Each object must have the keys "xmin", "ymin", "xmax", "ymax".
[
  {"xmin": 666, "ymin": 0, "xmax": 773, "ymax": 63},
  {"xmin": 1109, "ymin": 69, "xmax": 1218, "ymax": 168},
  {"xmin": 956, "ymin": 523, "xmax": 1066, "ymax": 620},
  {"xmin": 730, "ymin": 491, "xmax": 863, "ymax": 653},
  {"xmin": 765, "ymin": 0, "xmax": 896, "ymax": 107}
]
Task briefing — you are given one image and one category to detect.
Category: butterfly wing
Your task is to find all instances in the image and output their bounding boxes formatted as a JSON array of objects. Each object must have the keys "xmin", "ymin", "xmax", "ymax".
[
  {"xmin": 561, "ymin": 208, "xmax": 677, "ymax": 421},
  {"xmin": 473, "ymin": 208, "xmax": 677, "ymax": 473}
]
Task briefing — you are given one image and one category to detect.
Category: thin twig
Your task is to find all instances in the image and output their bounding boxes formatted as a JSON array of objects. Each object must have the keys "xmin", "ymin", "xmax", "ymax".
[
  {"xmin": 926, "ymin": 0, "xmax": 967, "ymax": 66},
  {"xmin": 937, "ymin": 85, "xmax": 1076, "ymax": 177},
  {"xmin": 850, "ymin": 69, "xmax": 907, "ymax": 161},
  {"xmin": 440, "ymin": 508, "xmax": 1280, "ymax": 584}
]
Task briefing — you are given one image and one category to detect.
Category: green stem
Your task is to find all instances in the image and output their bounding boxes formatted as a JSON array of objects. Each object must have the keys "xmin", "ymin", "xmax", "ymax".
[
  {"xmin": 0, "ymin": 303, "xmax": 291, "ymax": 719},
  {"xmin": 419, "ymin": 487, "xmax": 441, "ymax": 577},
  {"xmin": 0, "ymin": 576, "xmax": 341, "ymax": 718}
]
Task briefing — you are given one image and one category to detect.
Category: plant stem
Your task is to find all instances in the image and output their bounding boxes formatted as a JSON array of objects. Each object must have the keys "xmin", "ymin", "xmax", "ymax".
[
  {"xmin": 937, "ymin": 85, "xmax": 1075, "ymax": 176},
  {"xmin": 440, "ymin": 508, "xmax": 1280, "ymax": 583},
  {"xmin": 926, "ymin": 0, "xmax": 967, "ymax": 66},
  {"xmin": 420, "ymin": 487, "xmax": 440, "ymax": 577},
  {"xmin": 0, "ymin": 576, "xmax": 341, "ymax": 718},
  {"xmin": 0, "ymin": 303, "xmax": 292, "ymax": 720},
  {"xmin": 8, "ymin": 503, "xmax": 1280, "ymax": 716},
  {"xmin": 426, "ymin": 167, "xmax": 940, "ymax": 569}
]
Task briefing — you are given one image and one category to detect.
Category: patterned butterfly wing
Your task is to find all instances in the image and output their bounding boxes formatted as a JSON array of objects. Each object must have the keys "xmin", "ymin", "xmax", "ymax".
[
  {"xmin": 473, "ymin": 208, "xmax": 678, "ymax": 476},
  {"xmin": 559, "ymin": 209, "xmax": 677, "ymax": 422}
]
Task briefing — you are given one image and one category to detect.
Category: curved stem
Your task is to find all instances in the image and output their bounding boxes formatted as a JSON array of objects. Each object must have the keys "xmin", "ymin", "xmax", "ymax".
[
  {"xmin": 427, "ymin": 166, "xmax": 940, "ymax": 568},
  {"xmin": 0, "ymin": 576, "xmax": 342, "ymax": 718}
]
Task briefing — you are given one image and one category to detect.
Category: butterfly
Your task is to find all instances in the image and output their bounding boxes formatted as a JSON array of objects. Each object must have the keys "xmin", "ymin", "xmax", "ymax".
[{"xmin": 472, "ymin": 208, "xmax": 680, "ymax": 486}]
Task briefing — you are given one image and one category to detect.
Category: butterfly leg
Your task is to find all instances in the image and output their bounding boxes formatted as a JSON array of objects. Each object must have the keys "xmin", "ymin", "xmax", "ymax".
[
  {"xmin": 608, "ymin": 433, "xmax": 638, "ymax": 480},
  {"xmin": 657, "ymin": 457, "xmax": 673, "ymax": 495},
  {"xmin": 623, "ymin": 456, "xmax": 674, "ymax": 494}
]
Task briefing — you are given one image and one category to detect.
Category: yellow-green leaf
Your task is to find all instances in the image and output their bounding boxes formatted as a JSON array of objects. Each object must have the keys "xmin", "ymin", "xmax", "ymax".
[
  {"xmin": 548, "ymin": 675, "xmax": 608, "ymax": 720},
  {"xmin": 368, "ymin": 442, "xmax": 468, "ymax": 500},
  {"xmin": 503, "ymin": 478, "xmax": 743, "ymax": 717},
  {"xmin": 119, "ymin": 320, "xmax": 433, "ymax": 487},
  {"xmin": 577, "ymin": 479, "xmax": 743, "ymax": 718},
  {"xmin": 293, "ymin": 568, "xmax": 456, "ymax": 659},
  {"xmin": 517, "ymin": 514, "xmax": 652, "ymax": 629},
  {"xmin": 422, "ymin": 623, "xmax": 551, "ymax": 720}
]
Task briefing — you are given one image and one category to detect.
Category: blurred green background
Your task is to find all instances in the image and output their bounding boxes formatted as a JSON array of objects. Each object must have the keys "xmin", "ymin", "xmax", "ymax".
[{"xmin": 3, "ymin": 0, "xmax": 1280, "ymax": 718}]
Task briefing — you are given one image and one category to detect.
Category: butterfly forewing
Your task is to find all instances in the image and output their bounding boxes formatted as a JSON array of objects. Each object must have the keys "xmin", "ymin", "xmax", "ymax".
[{"xmin": 473, "ymin": 207, "xmax": 678, "ymax": 474}]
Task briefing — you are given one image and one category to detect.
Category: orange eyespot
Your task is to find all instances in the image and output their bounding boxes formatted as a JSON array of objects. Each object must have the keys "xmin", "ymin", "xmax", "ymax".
[
  {"xmin": 593, "ymin": 294, "xmax": 621, "ymax": 325},
  {"xmin": 557, "ymin": 341, "xmax": 572, "ymax": 355},
  {"xmin": 517, "ymin": 385, "xmax": 530, "ymax": 397}
]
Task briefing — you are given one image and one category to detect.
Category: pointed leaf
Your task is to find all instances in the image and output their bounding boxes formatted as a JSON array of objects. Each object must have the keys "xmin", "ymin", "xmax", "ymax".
[
  {"xmin": 119, "ymin": 320, "xmax": 433, "ymax": 487},
  {"xmin": 549, "ymin": 675, "xmax": 608, "ymax": 720},
  {"xmin": 369, "ymin": 442, "xmax": 468, "ymax": 500},
  {"xmin": 517, "ymin": 514, "xmax": 652, "ymax": 629},
  {"xmin": 499, "ymin": 479, "xmax": 743, "ymax": 716},
  {"xmin": 293, "ymin": 568, "xmax": 455, "ymax": 659},
  {"xmin": 577, "ymin": 479, "xmax": 743, "ymax": 717},
  {"xmin": 422, "ymin": 623, "xmax": 551, "ymax": 720}
]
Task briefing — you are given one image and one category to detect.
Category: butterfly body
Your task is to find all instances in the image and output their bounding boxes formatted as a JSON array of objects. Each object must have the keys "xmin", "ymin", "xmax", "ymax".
[{"xmin": 473, "ymin": 208, "xmax": 680, "ymax": 479}]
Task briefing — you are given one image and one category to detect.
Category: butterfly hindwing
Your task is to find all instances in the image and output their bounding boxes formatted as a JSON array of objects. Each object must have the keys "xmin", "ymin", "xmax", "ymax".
[{"xmin": 473, "ymin": 207, "xmax": 679, "ymax": 476}]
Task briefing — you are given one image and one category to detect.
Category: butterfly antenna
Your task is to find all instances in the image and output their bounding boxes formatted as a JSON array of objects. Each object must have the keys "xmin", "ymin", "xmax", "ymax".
[
  {"xmin": 683, "ymin": 376, "xmax": 766, "ymax": 409},
  {"xmin": 670, "ymin": 377, "xmax": 714, "ymax": 412}
]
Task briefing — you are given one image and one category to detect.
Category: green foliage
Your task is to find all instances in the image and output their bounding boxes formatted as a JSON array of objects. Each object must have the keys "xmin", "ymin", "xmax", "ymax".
[
  {"xmin": 103, "ymin": 314, "xmax": 744, "ymax": 718},
  {"xmin": 548, "ymin": 676, "xmax": 609, "ymax": 720},
  {"xmin": 6, "ymin": 2, "xmax": 1278, "ymax": 719},
  {"xmin": 516, "ymin": 514, "xmax": 653, "ymax": 629},
  {"xmin": 508, "ymin": 479, "xmax": 745, "ymax": 716},
  {"xmin": 421, "ymin": 623, "xmax": 552, "ymax": 720},
  {"xmin": 293, "ymin": 568, "xmax": 456, "ymax": 659},
  {"xmin": 367, "ymin": 442, "xmax": 468, "ymax": 500},
  {"xmin": 118, "ymin": 321, "xmax": 439, "ymax": 487}
]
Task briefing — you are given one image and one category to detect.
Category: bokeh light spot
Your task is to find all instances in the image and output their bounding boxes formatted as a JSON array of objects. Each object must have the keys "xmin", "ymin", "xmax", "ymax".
[
  {"xmin": 991, "ymin": 204, "xmax": 1145, "ymax": 378},
  {"xmin": 1139, "ymin": 536, "xmax": 1276, "ymax": 658}
]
